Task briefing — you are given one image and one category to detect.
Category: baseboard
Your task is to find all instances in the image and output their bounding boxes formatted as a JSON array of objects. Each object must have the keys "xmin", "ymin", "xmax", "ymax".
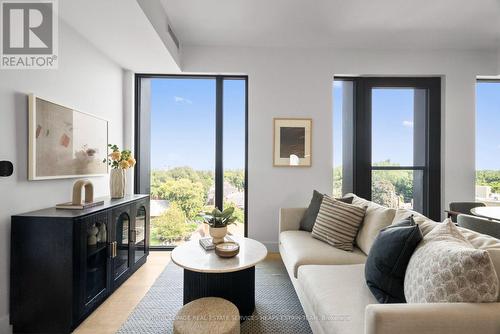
[{"xmin": 262, "ymin": 241, "xmax": 279, "ymax": 253}]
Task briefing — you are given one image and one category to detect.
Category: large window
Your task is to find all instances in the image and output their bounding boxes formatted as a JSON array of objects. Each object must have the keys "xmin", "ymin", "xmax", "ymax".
[
  {"xmin": 332, "ymin": 80, "xmax": 354, "ymax": 197},
  {"xmin": 333, "ymin": 77, "xmax": 441, "ymax": 220},
  {"xmin": 476, "ymin": 80, "xmax": 500, "ymax": 204},
  {"xmin": 135, "ymin": 75, "xmax": 247, "ymax": 249}
]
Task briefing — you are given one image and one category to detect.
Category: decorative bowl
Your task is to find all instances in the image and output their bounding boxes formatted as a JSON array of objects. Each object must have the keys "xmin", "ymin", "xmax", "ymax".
[{"xmin": 215, "ymin": 242, "xmax": 240, "ymax": 258}]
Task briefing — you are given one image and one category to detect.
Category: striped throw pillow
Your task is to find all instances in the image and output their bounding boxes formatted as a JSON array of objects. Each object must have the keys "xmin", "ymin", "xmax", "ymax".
[{"xmin": 312, "ymin": 195, "xmax": 367, "ymax": 251}]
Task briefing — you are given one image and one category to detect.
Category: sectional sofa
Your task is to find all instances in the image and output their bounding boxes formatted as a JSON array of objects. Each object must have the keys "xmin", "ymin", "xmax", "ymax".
[{"xmin": 279, "ymin": 194, "xmax": 500, "ymax": 334}]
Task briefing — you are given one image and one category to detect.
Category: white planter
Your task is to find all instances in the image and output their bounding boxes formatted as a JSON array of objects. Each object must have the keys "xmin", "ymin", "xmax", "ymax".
[
  {"xmin": 209, "ymin": 226, "xmax": 227, "ymax": 244},
  {"xmin": 110, "ymin": 168, "xmax": 126, "ymax": 198}
]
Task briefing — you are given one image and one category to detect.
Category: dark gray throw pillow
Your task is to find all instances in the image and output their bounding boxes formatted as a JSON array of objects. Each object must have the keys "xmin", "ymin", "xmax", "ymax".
[
  {"xmin": 299, "ymin": 190, "xmax": 353, "ymax": 232},
  {"xmin": 364, "ymin": 216, "xmax": 423, "ymax": 303}
]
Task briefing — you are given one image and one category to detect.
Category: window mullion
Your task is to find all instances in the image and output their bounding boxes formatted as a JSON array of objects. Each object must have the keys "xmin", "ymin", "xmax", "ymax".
[{"xmin": 215, "ymin": 77, "xmax": 224, "ymax": 210}]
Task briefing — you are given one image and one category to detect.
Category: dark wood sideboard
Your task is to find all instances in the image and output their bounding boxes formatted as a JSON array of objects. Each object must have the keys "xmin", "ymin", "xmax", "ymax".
[{"xmin": 10, "ymin": 194, "xmax": 150, "ymax": 333}]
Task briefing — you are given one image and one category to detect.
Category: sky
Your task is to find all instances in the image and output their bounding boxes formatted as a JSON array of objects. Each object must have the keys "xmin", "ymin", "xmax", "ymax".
[
  {"xmin": 150, "ymin": 78, "xmax": 245, "ymax": 171},
  {"xmin": 149, "ymin": 78, "xmax": 499, "ymax": 172},
  {"xmin": 476, "ymin": 82, "xmax": 500, "ymax": 170},
  {"xmin": 334, "ymin": 81, "xmax": 500, "ymax": 170},
  {"xmin": 333, "ymin": 82, "xmax": 415, "ymax": 167}
]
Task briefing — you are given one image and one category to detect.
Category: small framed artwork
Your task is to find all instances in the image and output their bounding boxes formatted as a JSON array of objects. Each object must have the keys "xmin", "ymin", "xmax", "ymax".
[
  {"xmin": 28, "ymin": 94, "xmax": 109, "ymax": 180},
  {"xmin": 273, "ymin": 118, "xmax": 312, "ymax": 167}
]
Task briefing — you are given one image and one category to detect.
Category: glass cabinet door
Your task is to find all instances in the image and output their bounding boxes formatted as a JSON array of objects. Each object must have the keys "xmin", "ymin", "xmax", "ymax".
[
  {"xmin": 134, "ymin": 206, "xmax": 147, "ymax": 263},
  {"xmin": 114, "ymin": 212, "xmax": 130, "ymax": 278},
  {"xmin": 84, "ymin": 214, "xmax": 109, "ymax": 305}
]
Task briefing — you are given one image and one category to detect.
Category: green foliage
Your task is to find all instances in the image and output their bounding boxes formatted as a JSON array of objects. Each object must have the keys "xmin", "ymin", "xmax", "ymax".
[
  {"xmin": 224, "ymin": 200, "xmax": 244, "ymax": 223},
  {"xmin": 200, "ymin": 207, "xmax": 238, "ymax": 228},
  {"xmin": 151, "ymin": 167, "xmax": 214, "ymax": 203},
  {"xmin": 476, "ymin": 170, "xmax": 500, "ymax": 193},
  {"xmin": 372, "ymin": 179, "xmax": 401, "ymax": 208},
  {"xmin": 333, "ymin": 166, "xmax": 343, "ymax": 198},
  {"xmin": 224, "ymin": 170, "xmax": 245, "ymax": 191},
  {"xmin": 150, "ymin": 167, "xmax": 246, "ymax": 240},
  {"xmin": 151, "ymin": 204, "xmax": 197, "ymax": 244},
  {"xmin": 373, "ymin": 170, "xmax": 413, "ymax": 203},
  {"xmin": 333, "ymin": 160, "xmax": 412, "ymax": 207},
  {"xmin": 156, "ymin": 178, "xmax": 205, "ymax": 220}
]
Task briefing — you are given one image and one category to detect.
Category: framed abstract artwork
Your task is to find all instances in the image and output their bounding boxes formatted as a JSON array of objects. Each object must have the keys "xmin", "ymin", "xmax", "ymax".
[
  {"xmin": 28, "ymin": 94, "xmax": 109, "ymax": 180},
  {"xmin": 273, "ymin": 118, "xmax": 312, "ymax": 167}
]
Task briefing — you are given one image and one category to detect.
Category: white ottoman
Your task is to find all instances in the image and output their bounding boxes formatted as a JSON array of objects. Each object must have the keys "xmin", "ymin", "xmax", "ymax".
[{"xmin": 173, "ymin": 297, "xmax": 240, "ymax": 334}]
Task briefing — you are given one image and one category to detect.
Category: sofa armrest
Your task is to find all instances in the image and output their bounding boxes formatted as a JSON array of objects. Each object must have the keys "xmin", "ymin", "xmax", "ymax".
[
  {"xmin": 279, "ymin": 208, "xmax": 306, "ymax": 232},
  {"xmin": 365, "ymin": 303, "xmax": 500, "ymax": 334}
]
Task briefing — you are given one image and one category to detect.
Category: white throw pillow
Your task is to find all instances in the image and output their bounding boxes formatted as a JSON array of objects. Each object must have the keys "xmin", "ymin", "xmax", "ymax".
[
  {"xmin": 347, "ymin": 194, "xmax": 396, "ymax": 254},
  {"xmin": 392, "ymin": 208, "xmax": 438, "ymax": 236},
  {"xmin": 404, "ymin": 219, "xmax": 499, "ymax": 303}
]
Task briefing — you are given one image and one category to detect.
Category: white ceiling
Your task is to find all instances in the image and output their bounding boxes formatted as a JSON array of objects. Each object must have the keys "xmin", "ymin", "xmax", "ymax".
[
  {"xmin": 59, "ymin": 0, "xmax": 180, "ymax": 72},
  {"xmin": 163, "ymin": 0, "xmax": 500, "ymax": 50}
]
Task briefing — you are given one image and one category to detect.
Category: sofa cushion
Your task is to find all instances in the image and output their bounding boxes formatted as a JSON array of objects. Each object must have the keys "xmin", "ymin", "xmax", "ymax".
[
  {"xmin": 458, "ymin": 226, "xmax": 500, "ymax": 250},
  {"xmin": 347, "ymin": 194, "xmax": 396, "ymax": 255},
  {"xmin": 312, "ymin": 196, "xmax": 367, "ymax": 251},
  {"xmin": 298, "ymin": 264, "xmax": 377, "ymax": 334},
  {"xmin": 279, "ymin": 230, "xmax": 366, "ymax": 277},
  {"xmin": 395, "ymin": 208, "xmax": 500, "ymax": 301},
  {"xmin": 392, "ymin": 208, "xmax": 438, "ymax": 235},
  {"xmin": 365, "ymin": 216, "xmax": 423, "ymax": 303},
  {"xmin": 299, "ymin": 190, "xmax": 353, "ymax": 232},
  {"xmin": 405, "ymin": 219, "xmax": 499, "ymax": 303}
]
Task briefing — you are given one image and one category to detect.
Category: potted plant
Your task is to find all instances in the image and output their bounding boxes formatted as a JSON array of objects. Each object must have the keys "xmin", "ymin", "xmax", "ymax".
[
  {"xmin": 103, "ymin": 144, "xmax": 136, "ymax": 198},
  {"xmin": 200, "ymin": 207, "xmax": 237, "ymax": 244}
]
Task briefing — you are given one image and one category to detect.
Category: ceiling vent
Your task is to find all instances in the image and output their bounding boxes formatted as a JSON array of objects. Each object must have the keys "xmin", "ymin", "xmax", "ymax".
[{"xmin": 168, "ymin": 24, "xmax": 180, "ymax": 50}]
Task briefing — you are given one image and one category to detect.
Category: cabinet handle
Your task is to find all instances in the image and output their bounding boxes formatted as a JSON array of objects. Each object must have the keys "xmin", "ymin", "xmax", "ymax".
[
  {"xmin": 110, "ymin": 241, "xmax": 116, "ymax": 258},
  {"xmin": 113, "ymin": 241, "xmax": 117, "ymax": 258}
]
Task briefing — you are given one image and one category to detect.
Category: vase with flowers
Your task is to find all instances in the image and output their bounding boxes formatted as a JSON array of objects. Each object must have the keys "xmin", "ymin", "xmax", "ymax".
[{"xmin": 103, "ymin": 144, "xmax": 136, "ymax": 198}]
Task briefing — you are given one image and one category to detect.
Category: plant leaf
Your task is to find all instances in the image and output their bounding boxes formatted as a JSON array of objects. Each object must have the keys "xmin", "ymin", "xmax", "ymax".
[{"xmin": 222, "ymin": 207, "xmax": 234, "ymax": 218}]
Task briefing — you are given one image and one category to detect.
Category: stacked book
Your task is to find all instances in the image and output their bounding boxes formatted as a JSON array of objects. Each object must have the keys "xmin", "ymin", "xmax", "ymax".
[{"xmin": 199, "ymin": 235, "xmax": 235, "ymax": 250}]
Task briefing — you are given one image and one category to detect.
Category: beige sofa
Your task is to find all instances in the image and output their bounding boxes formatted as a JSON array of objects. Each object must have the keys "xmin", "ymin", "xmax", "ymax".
[{"xmin": 279, "ymin": 194, "xmax": 500, "ymax": 334}]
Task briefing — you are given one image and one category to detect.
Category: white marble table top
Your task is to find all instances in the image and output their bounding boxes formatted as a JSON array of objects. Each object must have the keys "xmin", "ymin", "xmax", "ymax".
[
  {"xmin": 471, "ymin": 206, "xmax": 500, "ymax": 221},
  {"xmin": 171, "ymin": 237, "xmax": 268, "ymax": 273}
]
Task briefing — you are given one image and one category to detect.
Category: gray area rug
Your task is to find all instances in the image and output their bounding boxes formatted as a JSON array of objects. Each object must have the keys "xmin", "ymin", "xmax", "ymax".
[{"xmin": 117, "ymin": 257, "xmax": 312, "ymax": 333}]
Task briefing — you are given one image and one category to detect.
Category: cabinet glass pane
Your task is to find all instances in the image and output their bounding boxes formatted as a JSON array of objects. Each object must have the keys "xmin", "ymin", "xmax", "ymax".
[
  {"xmin": 85, "ymin": 219, "xmax": 108, "ymax": 303},
  {"xmin": 114, "ymin": 212, "xmax": 129, "ymax": 277},
  {"xmin": 135, "ymin": 206, "xmax": 146, "ymax": 262},
  {"xmin": 86, "ymin": 251, "xmax": 107, "ymax": 303}
]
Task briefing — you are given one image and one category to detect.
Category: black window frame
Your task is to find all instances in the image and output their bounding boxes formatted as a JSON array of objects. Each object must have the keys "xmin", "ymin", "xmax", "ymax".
[
  {"xmin": 134, "ymin": 74, "xmax": 249, "ymax": 250},
  {"xmin": 335, "ymin": 77, "xmax": 441, "ymax": 220}
]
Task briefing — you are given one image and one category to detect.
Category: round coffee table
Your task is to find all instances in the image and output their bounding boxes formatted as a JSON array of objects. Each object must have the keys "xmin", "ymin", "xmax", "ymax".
[{"xmin": 171, "ymin": 237, "xmax": 267, "ymax": 318}]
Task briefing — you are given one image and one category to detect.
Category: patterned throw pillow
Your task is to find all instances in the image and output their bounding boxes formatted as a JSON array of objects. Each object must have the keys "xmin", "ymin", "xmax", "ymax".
[
  {"xmin": 404, "ymin": 219, "xmax": 499, "ymax": 303},
  {"xmin": 311, "ymin": 195, "xmax": 366, "ymax": 251},
  {"xmin": 299, "ymin": 190, "xmax": 354, "ymax": 232}
]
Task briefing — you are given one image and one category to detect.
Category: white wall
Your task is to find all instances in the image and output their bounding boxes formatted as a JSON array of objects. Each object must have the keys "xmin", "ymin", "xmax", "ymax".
[
  {"xmin": 181, "ymin": 46, "xmax": 498, "ymax": 251},
  {"xmin": 0, "ymin": 22, "xmax": 124, "ymax": 331},
  {"xmin": 498, "ymin": 46, "xmax": 500, "ymax": 74}
]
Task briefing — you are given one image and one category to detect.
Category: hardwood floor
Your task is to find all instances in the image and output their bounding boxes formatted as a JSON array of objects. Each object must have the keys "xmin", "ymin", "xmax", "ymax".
[
  {"xmin": 73, "ymin": 252, "xmax": 171, "ymax": 334},
  {"xmin": 73, "ymin": 251, "xmax": 280, "ymax": 333}
]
